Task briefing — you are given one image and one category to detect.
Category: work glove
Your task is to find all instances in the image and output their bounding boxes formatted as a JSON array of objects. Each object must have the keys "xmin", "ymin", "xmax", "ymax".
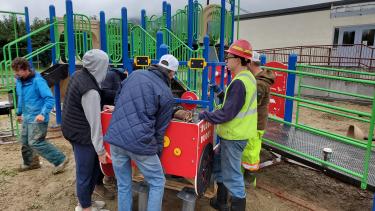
[
  {"xmin": 209, "ymin": 83, "xmax": 222, "ymax": 93},
  {"xmin": 173, "ymin": 110, "xmax": 193, "ymax": 122},
  {"xmin": 209, "ymin": 83, "xmax": 224, "ymax": 101}
]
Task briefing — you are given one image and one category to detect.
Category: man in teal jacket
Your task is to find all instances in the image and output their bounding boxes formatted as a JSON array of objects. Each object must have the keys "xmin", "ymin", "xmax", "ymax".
[{"xmin": 13, "ymin": 57, "xmax": 68, "ymax": 174}]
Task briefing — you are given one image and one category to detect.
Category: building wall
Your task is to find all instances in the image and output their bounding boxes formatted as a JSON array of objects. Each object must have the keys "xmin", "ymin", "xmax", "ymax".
[{"xmin": 235, "ymin": 10, "xmax": 375, "ymax": 50}]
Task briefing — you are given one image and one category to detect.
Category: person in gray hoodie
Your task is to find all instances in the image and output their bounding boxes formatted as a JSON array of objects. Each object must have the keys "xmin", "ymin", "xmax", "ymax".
[{"xmin": 62, "ymin": 49, "xmax": 112, "ymax": 211}]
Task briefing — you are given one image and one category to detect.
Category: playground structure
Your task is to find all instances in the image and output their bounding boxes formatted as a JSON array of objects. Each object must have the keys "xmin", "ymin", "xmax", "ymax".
[
  {"xmin": 0, "ymin": 0, "xmax": 374, "ymax": 205},
  {"xmin": 0, "ymin": 0, "xmax": 235, "ymax": 132},
  {"xmin": 0, "ymin": 0, "xmax": 235, "ymax": 201}
]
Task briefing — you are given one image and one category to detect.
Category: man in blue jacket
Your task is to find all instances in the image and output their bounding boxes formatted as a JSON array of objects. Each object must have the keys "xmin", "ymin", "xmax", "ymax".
[
  {"xmin": 12, "ymin": 57, "xmax": 68, "ymax": 174},
  {"xmin": 105, "ymin": 54, "xmax": 179, "ymax": 211}
]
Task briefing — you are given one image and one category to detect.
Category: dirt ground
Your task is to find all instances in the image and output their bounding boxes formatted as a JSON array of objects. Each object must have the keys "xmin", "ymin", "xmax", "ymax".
[{"xmin": 0, "ymin": 99, "xmax": 373, "ymax": 211}]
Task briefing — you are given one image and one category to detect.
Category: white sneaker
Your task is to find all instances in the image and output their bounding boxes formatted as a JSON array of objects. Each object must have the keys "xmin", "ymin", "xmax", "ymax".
[
  {"xmin": 75, "ymin": 205, "xmax": 109, "ymax": 211},
  {"xmin": 92, "ymin": 201, "xmax": 105, "ymax": 209}
]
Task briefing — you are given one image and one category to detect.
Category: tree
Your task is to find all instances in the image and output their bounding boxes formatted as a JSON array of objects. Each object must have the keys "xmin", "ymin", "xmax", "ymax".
[{"xmin": 0, "ymin": 15, "xmax": 51, "ymax": 69}]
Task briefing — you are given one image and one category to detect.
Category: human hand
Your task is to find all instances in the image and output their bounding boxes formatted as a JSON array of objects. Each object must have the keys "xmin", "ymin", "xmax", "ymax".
[
  {"xmin": 16, "ymin": 116, "xmax": 23, "ymax": 123},
  {"xmin": 35, "ymin": 114, "xmax": 45, "ymax": 122},
  {"xmin": 174, "ymin": 110, "xmax": 193, "ymax": 122},
  {"xmin": 98, "ymin": 152, "xmax": 109, "ymax": 164},
  {"xmin": 103, "ymin": 105, "xmax": 115, "ymax": 113}
]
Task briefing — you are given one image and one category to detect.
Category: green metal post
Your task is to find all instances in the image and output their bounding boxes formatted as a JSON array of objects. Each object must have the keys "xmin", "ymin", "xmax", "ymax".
[
  {"xmin": 361, "ymin": 92, "xmax": 375, "ymax": 189},
  {"xmin": 295, "ymin": 69, "xmax": 303, "ymax": 124},
  {"xmin": 12, "ymin": 14, "xmax": 19, "ymax": 57}
]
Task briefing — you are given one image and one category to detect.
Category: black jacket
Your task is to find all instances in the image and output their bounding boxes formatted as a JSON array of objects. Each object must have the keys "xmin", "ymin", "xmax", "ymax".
[
  {"xmin": 62, "ymin": 69, "xmax": 100, "ymax": 144},
  {"xmin": 101, "ymin": 68, "xmax": 127, "ymax": 105}
]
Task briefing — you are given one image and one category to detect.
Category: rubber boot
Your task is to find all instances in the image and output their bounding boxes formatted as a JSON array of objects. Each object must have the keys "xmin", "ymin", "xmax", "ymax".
[
  {"xmin": 210, "ymin": 182, "xmax": 229, "ymax": 211},
  {"xmin": 244, "ymin": 170, "xmax": 257, "ymax": 188},
  {"xmin": 230, "ymin": 196, "xmax": 246, "ymax": 211}
]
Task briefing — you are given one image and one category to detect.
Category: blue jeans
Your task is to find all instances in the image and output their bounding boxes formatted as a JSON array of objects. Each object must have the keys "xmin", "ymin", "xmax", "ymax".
[
  {"xmin": 21, "ymin": 122, "xmax": 65, "ymax": 166},
  {"xmin": 110, "ymin": 145, "xmax": 165, "ymax": 211},
  {"xmin": 72, "ymin": 142, "xmax": 101, "ymax": 208},
  {"xmin": 213, "ymin": 138, "xmax": 247, "ymax": 198}
]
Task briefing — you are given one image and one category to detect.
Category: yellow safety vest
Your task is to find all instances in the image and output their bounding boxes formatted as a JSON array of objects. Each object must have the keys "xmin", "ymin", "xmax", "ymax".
[{"xmin": 217, "ymin": 70, "xmax": 258, "ymax": 140}]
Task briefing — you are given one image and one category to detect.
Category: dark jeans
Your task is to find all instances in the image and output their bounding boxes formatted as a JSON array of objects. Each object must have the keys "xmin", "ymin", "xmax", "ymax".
[{"xmin": 72, "ymin": 142, "xmax": 101, "ymax": 208}]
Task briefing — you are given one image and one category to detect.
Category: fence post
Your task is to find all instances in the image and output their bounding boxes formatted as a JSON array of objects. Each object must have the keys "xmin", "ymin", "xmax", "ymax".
[
  {"xmin": 49, "ymin": 5, "xmax": 62, "ymax": 126},
  {"xmin": 66, "ymin": 0, "xmax": 75, "ymax": 75},
  {"xmin": 141, "ymin": 9, "xmax": 146, "ymax": 56},
  {"xmin": 284, "ymin": 54, "xmax": 298, "ymax": 123},
  {"xmin": 260, "ymin": 54, "xmax": 267, "ymax": 66},
  {"xmin": 328, "ymin": 47, "xmax": 331, "ymax": 66},
  {"xmin": 163, "ymin": 1, "xmax": 167, "ymax": 14},
  {"xmin": 187, "ymin": 0, "xmax": 193, "ymax": 87},
  {"xmin": 159, "ymin": 44, "xmax": 169, "ymax": 58},
  {"xmin": 187, "ymin": 0, "xmax": 193, "ymax": 49},
  {"xmin": 166, "ymin": 3, "xmax": 171, "ymax": 45},
  {"xmin": 100, "ymin": 11, "xmax": 107, "ymax": 53},
  {"xmin": 122, "ymin": 7, "xmax": 130, "ymax": 74},
  {"xmin": 358, "ymin": 44, "xmax": 363, "ymax": 68},
  {"xmin": 156, "ymin": 31, "xmax": 163, "ymax": 60},
  {"xmin": 202, "ymin": 35, "xmax": 209, "ymax": 104}
]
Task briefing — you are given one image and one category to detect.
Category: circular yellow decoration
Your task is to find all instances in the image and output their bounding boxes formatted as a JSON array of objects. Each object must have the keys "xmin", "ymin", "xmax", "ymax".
[
  {"xmin": 174, "ymin": 147, "xmax": 182, "ymax": 156},
  {"xmin": 164, "ymin": 136, "xmax": 170, "ymax": 148}
]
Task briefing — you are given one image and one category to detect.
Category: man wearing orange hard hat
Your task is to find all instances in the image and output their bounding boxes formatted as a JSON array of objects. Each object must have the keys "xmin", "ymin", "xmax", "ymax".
[{"xmin": 199, "ymin": 39, "xmax": 257, "ymax": 211}]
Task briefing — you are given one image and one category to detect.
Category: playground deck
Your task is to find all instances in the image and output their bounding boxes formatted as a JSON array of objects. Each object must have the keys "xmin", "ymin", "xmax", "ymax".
[{"xmin": 263, "ymin": 120, "xmax": 375, "ymax": 190}]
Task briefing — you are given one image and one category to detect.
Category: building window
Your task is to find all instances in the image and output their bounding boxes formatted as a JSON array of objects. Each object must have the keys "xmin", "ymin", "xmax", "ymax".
[
  {"xmin": 361, "ymin": 29, "xmax": 375, "ymax": 46},
  {"xmin": 333, "ymin": 28, "xmax": 339, "ymax": 45},
  {"xmin": 343, "ymin": 31, "xmax": 355, "ymax": 45}
]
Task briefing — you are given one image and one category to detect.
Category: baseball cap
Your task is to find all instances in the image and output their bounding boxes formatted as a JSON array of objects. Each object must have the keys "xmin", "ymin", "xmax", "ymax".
[
  {"xmin": 251, "ymin": 51, "xmax": 260, "ymax": 62},
  {"xmin": 158, "ymin": 54, "xmax": 179, "ymax": 72}
]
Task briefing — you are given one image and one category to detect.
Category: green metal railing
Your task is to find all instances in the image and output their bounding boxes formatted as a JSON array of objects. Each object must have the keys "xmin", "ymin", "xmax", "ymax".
[
  {"xmin": 63, "ymin": 13, "xmax": 92, "ymax": 61},
  {"xmin": 160, "ymin": 27, "xmax": 203, "ymax": 96},
  {"xmin": 2, "ymin": 21, "xmax": 60, "ymax": 89},
  {"xmin": 146, "ymin": 14, "xmax": 166, "ymax": 37},
  {"xmin": 171, "ymin": 9, "xmax": 188, "ymax": 43},
  {"xmin": 189, "ymin": 2, "xmax": 204, "ymax": 44},
  {"xmin": 262, "ymin": 64, "xmax": 375, "ymax": 189},
  {"xmin": 106, "ymin": 18, "xmax": 122, "ymax": 64},
  {"xmin": 130, "ymin": 25, "xmax": 156, "ymax": 60}
]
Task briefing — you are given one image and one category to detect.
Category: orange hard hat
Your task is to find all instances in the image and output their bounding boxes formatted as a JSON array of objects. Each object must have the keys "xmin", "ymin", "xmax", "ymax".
[{"xmin": 225, "ymin": 40, "xmax": 253, "ymax": 60}]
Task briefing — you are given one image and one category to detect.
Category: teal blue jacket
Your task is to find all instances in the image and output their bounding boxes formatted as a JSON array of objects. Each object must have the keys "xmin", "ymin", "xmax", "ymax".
[{"xmin": 16, "ymin": 72, "xmax": 54, "ymax": 123}]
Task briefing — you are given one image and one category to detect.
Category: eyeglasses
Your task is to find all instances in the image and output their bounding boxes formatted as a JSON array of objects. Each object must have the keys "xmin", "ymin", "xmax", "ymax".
[{"xmin": 224, "ymin": 55, "xmax": 237, "ymax": 60}]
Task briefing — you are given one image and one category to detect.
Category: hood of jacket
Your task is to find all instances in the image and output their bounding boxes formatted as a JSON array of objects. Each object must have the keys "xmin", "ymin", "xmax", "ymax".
[
  {"xmin": 82, "ymin": 49, "xmax": 109, "ymax": 87},
  {"xmin": 255, "ymin": 68, "xmax": 275, "ymax": 86}
]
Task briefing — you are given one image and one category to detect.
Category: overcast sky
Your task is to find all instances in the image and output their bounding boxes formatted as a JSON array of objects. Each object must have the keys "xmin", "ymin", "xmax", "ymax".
[{"xmin": 1, "ymin": 0, "xmax": 340, "ymax": 20}]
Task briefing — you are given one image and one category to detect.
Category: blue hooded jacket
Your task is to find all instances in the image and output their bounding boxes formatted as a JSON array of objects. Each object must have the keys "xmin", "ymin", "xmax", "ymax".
[
  {"xmin": 104, "ymin": 65, "xmax": 174, "ymax": 155},
  {"xmin": 16, "ymin": 71, "xmax": 55, "ymax": 123}
]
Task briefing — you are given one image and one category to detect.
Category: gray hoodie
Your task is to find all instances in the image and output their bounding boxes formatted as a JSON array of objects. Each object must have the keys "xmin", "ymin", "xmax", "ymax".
[{"xmin": 81, "ymin": 49, "xmax": 109, "ymax": 155}]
